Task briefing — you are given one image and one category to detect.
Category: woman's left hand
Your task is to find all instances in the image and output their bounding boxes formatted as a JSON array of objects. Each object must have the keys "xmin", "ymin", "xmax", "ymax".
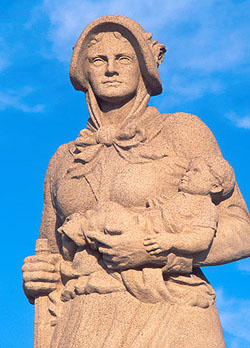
[{"xmin": 85, "ymin": 229, "xmax": 168, "ymax": 270}]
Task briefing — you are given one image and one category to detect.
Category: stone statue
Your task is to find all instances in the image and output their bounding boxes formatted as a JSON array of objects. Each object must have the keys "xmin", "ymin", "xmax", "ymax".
[{"xmin": 22, "ymin": 16, "xmax": 250, "ymax": 348}]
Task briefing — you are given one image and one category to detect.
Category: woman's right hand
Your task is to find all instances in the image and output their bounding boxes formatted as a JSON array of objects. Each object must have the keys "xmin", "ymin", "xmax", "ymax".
[{"xmin": 22, "ymin": 254, "xmax": 61, "ymax": 304}]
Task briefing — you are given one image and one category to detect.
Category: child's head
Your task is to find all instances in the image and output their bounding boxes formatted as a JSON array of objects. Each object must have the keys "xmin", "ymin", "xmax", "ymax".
[{"xmin": 179, "ymin": 156, "xmax": 235, "ymax": 197}]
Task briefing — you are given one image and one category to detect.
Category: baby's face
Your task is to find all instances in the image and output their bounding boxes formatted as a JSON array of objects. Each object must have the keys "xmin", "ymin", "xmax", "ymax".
[{"xmin": 179, "ymin": 158, "xmax": 216, "ymax": 195}]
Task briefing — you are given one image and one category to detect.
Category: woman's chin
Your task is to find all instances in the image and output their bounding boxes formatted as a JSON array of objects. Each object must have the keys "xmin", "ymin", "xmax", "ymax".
[{"xmin": 98, "ymin": 93, "xmax": 136, "ymax": 106}]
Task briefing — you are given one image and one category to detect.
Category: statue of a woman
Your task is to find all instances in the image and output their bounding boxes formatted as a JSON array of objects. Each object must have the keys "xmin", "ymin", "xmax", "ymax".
[{"xmin": 22, "ymin": 16, "xmax": 250, "ymax": 348}]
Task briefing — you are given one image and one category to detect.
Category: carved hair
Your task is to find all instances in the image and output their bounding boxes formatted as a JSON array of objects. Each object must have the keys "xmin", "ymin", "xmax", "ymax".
[
  {"xmin": 193, "ymin": 156, "xmax": 235, "ymax": 197},
  {"xmin": 87, "ymin": 31, "xmax": 126, "ymax": 47}
]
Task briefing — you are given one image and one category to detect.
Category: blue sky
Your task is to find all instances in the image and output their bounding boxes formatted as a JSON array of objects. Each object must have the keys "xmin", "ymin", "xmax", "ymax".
[{"xmin": 1, "ymin": 0, "xmax": 250, "ymax": 347}]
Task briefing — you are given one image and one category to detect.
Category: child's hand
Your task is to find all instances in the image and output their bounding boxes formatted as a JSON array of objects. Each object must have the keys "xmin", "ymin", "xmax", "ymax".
[{"xmin": 143, "ymin": 234, "xmax": 173, "ymax": 255}]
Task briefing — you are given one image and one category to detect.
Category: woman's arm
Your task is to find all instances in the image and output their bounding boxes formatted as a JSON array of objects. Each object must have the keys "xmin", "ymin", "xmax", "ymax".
[
  {"xmin": 22, "ymin": 145, "xmax": 67, "ymax": 303},
  {"xmin": 194, "ymin": 184, "xmax": 250, "ymax": 266},
  {"xmin": 38, "ymin": 149, "xmax": 63, "ymax": 253},
  {"xmin": 164, "ymin": 112, "xmax": 250, "ymax": 266}
]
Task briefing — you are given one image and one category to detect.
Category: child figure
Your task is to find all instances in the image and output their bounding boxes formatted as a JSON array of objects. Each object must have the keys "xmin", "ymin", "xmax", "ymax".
[{"xmin": 143, "ymin": 155, "xmax": 235, "ymax": 257}]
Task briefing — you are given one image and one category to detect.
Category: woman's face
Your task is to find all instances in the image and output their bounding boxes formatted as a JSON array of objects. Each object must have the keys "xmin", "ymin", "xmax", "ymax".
[{"xmin": 85, "ymin": 32, "xmax": 141, "ymax": 104}]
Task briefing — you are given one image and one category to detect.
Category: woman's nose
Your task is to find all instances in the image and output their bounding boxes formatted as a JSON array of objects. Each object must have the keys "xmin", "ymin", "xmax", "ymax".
[{"xmin": 105, "ymin": 59, "xmax": 118, "ymax": 76}]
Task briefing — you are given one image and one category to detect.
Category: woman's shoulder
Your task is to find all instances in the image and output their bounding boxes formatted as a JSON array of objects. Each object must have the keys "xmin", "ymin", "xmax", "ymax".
[
  {"xmin": 160, "ymin": 112, "xmax": 210, "ymax": 131},
  {"xmin": 46, "ymin": 141, "xmax": 74, "ymax": 175},
  {"xmin": 158, "ymin": 112, "xmax": 221, "ymax": 159},
  {"xmin": 51, "ymin": 141, "xmax": 74, "ymax": 159}
]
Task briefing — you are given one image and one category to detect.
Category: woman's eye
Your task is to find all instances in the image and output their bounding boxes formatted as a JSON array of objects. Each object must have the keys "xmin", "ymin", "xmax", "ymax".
[
  {"xmin": 118, "ymin": 56, "xmax": 131, "ymax": 64},
  {"xmin": 91, "ymin": 58, "xmax": 105, "ymax": 66}
]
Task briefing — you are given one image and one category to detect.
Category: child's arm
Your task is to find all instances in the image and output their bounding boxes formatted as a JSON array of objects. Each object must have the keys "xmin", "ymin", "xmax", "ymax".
[{"xmin": 144, "ymin": 226, "xmax": 215, "ymax": 255}]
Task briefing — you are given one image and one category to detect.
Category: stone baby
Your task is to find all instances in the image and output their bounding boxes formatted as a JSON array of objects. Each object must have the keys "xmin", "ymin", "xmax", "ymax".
[
  {"xmin": 144, "ymin": 156, "xmax": 235, "ymax": 256},
  {"xmin": 57, "ymin": 202, "xmax": 146, "ymax": 263}
]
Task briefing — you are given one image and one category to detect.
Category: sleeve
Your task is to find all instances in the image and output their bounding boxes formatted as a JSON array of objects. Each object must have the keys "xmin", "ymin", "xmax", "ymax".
[
  {"xmin": 194, "ymin": 184, "xmax": 250, "ymax": 266},
  {"xmin": 191, "ymin": 199, "xmax": 218, "ymax": 231},
  {"xmin": 157, "ymin": 197, "xmax": 216, "ymax": 254},
  {"xmin": 162, "ymin": 112, "xmax": 250, "ymax": 266},
  {"xmin": 38, "ymin": 144, "xmax": 69, "ymax": 254}
]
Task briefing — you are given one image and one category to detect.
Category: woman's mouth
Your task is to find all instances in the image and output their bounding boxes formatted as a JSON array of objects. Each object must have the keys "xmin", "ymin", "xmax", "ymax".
[{"xmin": 103, "ymin": 80, "xmax": 122, "ymax": 85}]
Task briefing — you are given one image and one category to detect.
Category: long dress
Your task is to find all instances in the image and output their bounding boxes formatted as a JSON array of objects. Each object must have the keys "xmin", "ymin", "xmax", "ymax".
[{"xmin": 38, "ymin": 106, "xmax": 250, "ymax": 348}]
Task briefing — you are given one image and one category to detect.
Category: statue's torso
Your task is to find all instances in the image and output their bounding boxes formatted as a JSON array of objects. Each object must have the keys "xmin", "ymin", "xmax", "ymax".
[{"xmin": 54, "ymin": 144, "xmax": 184, "ymax": 220}]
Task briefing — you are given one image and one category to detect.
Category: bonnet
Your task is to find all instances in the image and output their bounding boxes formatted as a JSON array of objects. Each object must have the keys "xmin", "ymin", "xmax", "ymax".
[{"xmin": 70, "ymin": 15, "xmax": 166, "ymax": 96}]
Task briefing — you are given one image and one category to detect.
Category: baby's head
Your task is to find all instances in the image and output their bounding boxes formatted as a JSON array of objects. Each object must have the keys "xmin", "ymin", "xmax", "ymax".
[{"xmin": 179, "ymin": 156, "xmax": 235, "ymax": 198}]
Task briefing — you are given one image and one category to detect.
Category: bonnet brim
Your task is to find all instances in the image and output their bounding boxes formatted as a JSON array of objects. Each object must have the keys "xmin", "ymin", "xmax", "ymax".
[{"xmin": 69, "ymin": 15, "xmax": 165, "ymax": 96}]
